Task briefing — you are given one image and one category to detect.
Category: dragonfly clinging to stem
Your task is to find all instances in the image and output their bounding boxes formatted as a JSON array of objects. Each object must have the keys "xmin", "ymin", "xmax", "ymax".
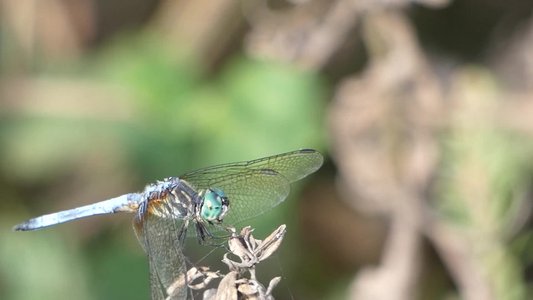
[{"xmin": 13, "ymin": 149, "xmax": 323, "ymax": 299}]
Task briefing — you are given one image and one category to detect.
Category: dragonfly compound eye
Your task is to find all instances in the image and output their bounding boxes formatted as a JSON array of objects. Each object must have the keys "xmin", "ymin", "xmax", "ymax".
[{"xmin": 200, "ymin": 188, "xmax": 229, "ymax": 222}]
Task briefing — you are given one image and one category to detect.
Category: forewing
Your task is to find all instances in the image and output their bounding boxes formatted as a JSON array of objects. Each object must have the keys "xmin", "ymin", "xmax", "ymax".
[{"xmin": 180, "ymin": 149, "xmax": 323, "ymax": 185}]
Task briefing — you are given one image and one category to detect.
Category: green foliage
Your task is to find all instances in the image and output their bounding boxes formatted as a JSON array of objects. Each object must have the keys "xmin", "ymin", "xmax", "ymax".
[
  {"xmin": 436, "ymin": 120, "xmax": 532, "ymax": 300},
  {"xmin": 0, "ymin": 219, "xmax": 92, "ymax": 300},
  {"xmin": 97, "ymin": 37, "xmax": 326, "ymax": 178},
  {"xmin": 437, "ymin": 130, "xmax": 531, "ymax": 230},
  {"xmin": 1, "ymin": 35, "xmax": 327, "ymax": 300}
]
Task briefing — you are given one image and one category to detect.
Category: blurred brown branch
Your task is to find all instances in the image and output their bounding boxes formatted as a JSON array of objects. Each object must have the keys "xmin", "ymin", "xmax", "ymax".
[
  {"xmin": 329, "ymin": 9, "xmax": 442, "ymax": 300},
  {"xmin": 328, "ymin": 3, "xmax": 533, "ymax": 300},
  {"xmin": 0, "ymin": 0, "xmax": 93, "ymax": 64}
]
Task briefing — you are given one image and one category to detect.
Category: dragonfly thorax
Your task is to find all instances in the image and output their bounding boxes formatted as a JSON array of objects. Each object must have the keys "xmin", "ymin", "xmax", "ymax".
[{"xmin": 198, "ymin": 188, "xmax": 229, "ymax": 223}]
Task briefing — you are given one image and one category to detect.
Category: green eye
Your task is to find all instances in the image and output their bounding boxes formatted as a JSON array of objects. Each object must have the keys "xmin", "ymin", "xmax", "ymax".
[{"xmin": 200, "ymin": 188, "xmax": 228, "ymax": 222}]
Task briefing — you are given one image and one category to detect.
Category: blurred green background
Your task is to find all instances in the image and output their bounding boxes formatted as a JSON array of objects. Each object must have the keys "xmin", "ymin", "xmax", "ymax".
[{"xmin": 1, "ymin": 0, "xmax": 532, "ymax": 300}]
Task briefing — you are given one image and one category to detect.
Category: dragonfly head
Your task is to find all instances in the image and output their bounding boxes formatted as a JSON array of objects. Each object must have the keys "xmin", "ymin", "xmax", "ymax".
[{"xmin": 199, "ymin": 188, "xmax": 229, "ymax": 223}]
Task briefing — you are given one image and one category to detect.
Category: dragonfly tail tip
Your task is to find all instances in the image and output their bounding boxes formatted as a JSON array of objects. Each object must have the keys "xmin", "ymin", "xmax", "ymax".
[
  {"xmin": 12, "ymin": 225, "xmax": 23, "ymax": 231},
  {"xmin": 13, "ymin": 222, "xmax": 32, "ymax": 231}
]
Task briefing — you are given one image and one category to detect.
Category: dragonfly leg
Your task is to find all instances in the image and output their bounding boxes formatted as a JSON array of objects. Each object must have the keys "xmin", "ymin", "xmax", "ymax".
[{"xmin": 195, "ymin": 222, "xmax": 210, "ymax": 244}]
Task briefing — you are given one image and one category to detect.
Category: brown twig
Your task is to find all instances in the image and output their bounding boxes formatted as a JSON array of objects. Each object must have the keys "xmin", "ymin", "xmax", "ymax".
[{"xmin": 184, "ymin": 225, "xmax": 286, "ymax": 300}]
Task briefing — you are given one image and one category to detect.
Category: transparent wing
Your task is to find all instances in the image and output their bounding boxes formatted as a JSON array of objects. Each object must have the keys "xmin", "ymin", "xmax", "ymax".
[
  {"xmin": 201, "ymin": 168, "xmax": 290, "ymax": 227},
  {"xmin": 133, "ymin": 203, "xmax": 191, "ymax": 300},
  {"xmin": 180, "ymin": 149, "xmax": 323, "ymax": 226},
  {"xmin": 181, "ymin": 149, "xmax": 323, "ymax": 185},
  {"xmin": 148, "ymin": 260, "xmax": 166, "ymax": 300}
]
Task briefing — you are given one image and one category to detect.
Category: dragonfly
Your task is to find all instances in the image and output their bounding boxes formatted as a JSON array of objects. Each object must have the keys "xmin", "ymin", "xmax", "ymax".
[{"xmin": 13, "ymin": 149, "xmax": 323, "ymax": 299}]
